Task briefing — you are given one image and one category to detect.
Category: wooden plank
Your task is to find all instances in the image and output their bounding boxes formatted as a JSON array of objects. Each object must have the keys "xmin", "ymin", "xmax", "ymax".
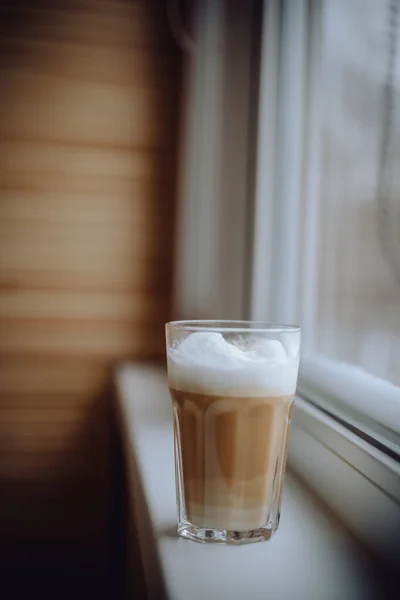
[
  {"xmin": 0, "ymin": 188, "xmax": 175, "ymax": 224},
  {"xmin": 0, "ymin": 261, "xmax": 171, "ymax": 293},
  {"xmin": 0, "ymin": 357, "xmax": 109, "ymax": 398},
  {"xmin": 0, "ymin": 320, "xmax": 166, "ymax": 358},
  {"xmin": 0, "ymin": 235, "xmax": 170, "ymax": 270},
  {"xmin": 0, "ymin": 405, "xmax": 108, "ymax": 432},
  {"xmin": 1, "ymin": 141, "xmax": 175, "ymax": 187},
  {"xmin": 1, "ymin": 2, "xmax": 172, "ymax": 51},
  {"xmin": 0, "ymin": 450, "xmax": 110, "ymax": 480},
  {"xmin": 0, "ymin": 290, "xmax": 167, "ymax": 321},
  {"xmin": 0, "ymin": 70, "xmax": 173, "ymax": 147},
  {"xmin": 0, "ymin": 392, "xmax": 107, "ymax": 409},
  {"xmin": 2, "ymin": 39, "xmax": 179, "ymax": 87},
  {"xmin": 0, "ymin": 261, "xmax": 171, "ymax": 288},
  {"xmin": 0, "ymin": 219, "xmax": 171, "ymax": 253},
  {"xmin": 0, "ymin": 404, "xmax": 111, "ymax": 479}
]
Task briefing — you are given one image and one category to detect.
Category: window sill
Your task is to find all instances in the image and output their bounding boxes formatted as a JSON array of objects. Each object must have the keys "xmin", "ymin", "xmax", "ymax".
[
  {"xmin": 299, "ymin": 356, "xmax": 400, "ymax": 455},
  {"xmin": 290, "ymin": 396, "xmax": 400, "ymax": 571},
  {"xmin": 115, "ymin": 363, "xmax": 382, "ymax": 600}
]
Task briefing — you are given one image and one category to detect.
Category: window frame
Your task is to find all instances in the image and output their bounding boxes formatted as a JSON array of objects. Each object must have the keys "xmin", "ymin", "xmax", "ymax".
[
  {"xmin": 251, "ymin": 0, "xmax": 400, "ymax": 566},
  {"xmin": 252, "ymin": 0, "xmax": 400, "ymax": 449}
]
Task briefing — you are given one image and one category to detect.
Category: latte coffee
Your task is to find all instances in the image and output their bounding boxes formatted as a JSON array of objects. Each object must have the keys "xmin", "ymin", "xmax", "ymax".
[{"xmin": 167, "ymin": 327, "xmax": 299, "ymax": 541}]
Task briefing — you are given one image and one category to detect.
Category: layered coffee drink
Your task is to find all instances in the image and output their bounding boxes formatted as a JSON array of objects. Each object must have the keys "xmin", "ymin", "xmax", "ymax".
[{"xmin": 167, "ymin": 329, "xmax": 299, "ymax": 539}]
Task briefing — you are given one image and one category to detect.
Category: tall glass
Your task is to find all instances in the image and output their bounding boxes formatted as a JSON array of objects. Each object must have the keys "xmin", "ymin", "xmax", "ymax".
[{"xmin": 166, "ymin": 321, "xmax": 300, "ymax": 544}]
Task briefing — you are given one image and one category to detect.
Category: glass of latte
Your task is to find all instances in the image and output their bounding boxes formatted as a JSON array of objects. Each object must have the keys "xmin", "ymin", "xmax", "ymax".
[{"xmin": 166, "ymin": 321, "xmax": 300, "ymax": 544}]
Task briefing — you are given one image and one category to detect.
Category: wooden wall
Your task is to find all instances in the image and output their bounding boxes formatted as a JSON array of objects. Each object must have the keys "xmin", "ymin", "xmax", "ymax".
[{"xmin": 0, "ymin": 0, "xmax": 180, "ymax": 580}]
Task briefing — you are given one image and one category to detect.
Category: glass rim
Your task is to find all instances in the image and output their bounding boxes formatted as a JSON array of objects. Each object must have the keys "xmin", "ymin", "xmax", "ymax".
[{"xmin": 166, "ymin": 320, "xmax": 300, "ymax": 334}]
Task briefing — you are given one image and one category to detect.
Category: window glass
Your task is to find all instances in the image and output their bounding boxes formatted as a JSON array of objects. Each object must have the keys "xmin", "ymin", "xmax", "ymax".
[{"xmin": 309, "ymin": 0, "xmax": 400, "ymax": 387}]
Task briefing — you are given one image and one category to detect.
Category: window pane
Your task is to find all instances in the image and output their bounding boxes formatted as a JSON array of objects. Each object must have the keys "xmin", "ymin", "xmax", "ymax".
[{"xmin": 310, "ymin": 0, "xmax": 400, "ymax": 387}]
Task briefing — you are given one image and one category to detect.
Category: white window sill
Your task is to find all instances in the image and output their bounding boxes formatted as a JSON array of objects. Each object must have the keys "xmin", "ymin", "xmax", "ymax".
[
  {"xmin": 299, "ymin": 355, "xmax": 400, "ymax": 454},
  {"xmin": 115, "ymin": 363, "xmax": 381, "ymax": 600}
]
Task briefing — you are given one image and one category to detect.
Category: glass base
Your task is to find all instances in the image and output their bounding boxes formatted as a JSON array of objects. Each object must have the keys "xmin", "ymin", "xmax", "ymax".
[{"xmin": 177, "ymin": 522, "xmax": 275, "ymax": 544}]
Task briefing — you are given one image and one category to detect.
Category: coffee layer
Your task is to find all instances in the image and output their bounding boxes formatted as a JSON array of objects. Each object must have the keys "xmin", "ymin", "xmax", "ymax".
[{"xmin": 171, "ymin": 388, "xmax": 293, "ymax": 531}]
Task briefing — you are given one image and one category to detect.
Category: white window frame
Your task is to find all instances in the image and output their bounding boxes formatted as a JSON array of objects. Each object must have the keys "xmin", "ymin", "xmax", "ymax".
[
  {"xmin": 172, "ymin": 0, "xmax": 400, "ymax": 568},
  {"xmin": 251, "ymin": 0, "xmax": 400, "ymax": 568},
  {"xmin": 253, "ymin": 0, "xmax": 400, "ymax": 454}
]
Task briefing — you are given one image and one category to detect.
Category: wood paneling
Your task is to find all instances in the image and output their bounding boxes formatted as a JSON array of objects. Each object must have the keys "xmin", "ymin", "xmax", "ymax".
[{"xmin": 0, "ymin": 0, "xmax": 180, "ymax": 578}]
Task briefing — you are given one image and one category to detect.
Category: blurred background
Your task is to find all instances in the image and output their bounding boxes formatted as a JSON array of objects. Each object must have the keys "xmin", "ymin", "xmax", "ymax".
[{"xmin": 0, "ymin": 0, "xmax": 180, "ymax": 596}]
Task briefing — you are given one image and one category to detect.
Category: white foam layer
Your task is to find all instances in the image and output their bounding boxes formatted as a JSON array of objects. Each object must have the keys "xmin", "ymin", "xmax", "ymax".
[{"xmin": 167, "ymin": 331, "xmax": 298, "ymax": 396}]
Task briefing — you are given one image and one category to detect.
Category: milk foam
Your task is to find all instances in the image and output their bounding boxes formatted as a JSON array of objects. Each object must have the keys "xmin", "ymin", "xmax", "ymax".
[{"xmin": 168, "ymin": 331, "xmax": 298, "ymax": 397}]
